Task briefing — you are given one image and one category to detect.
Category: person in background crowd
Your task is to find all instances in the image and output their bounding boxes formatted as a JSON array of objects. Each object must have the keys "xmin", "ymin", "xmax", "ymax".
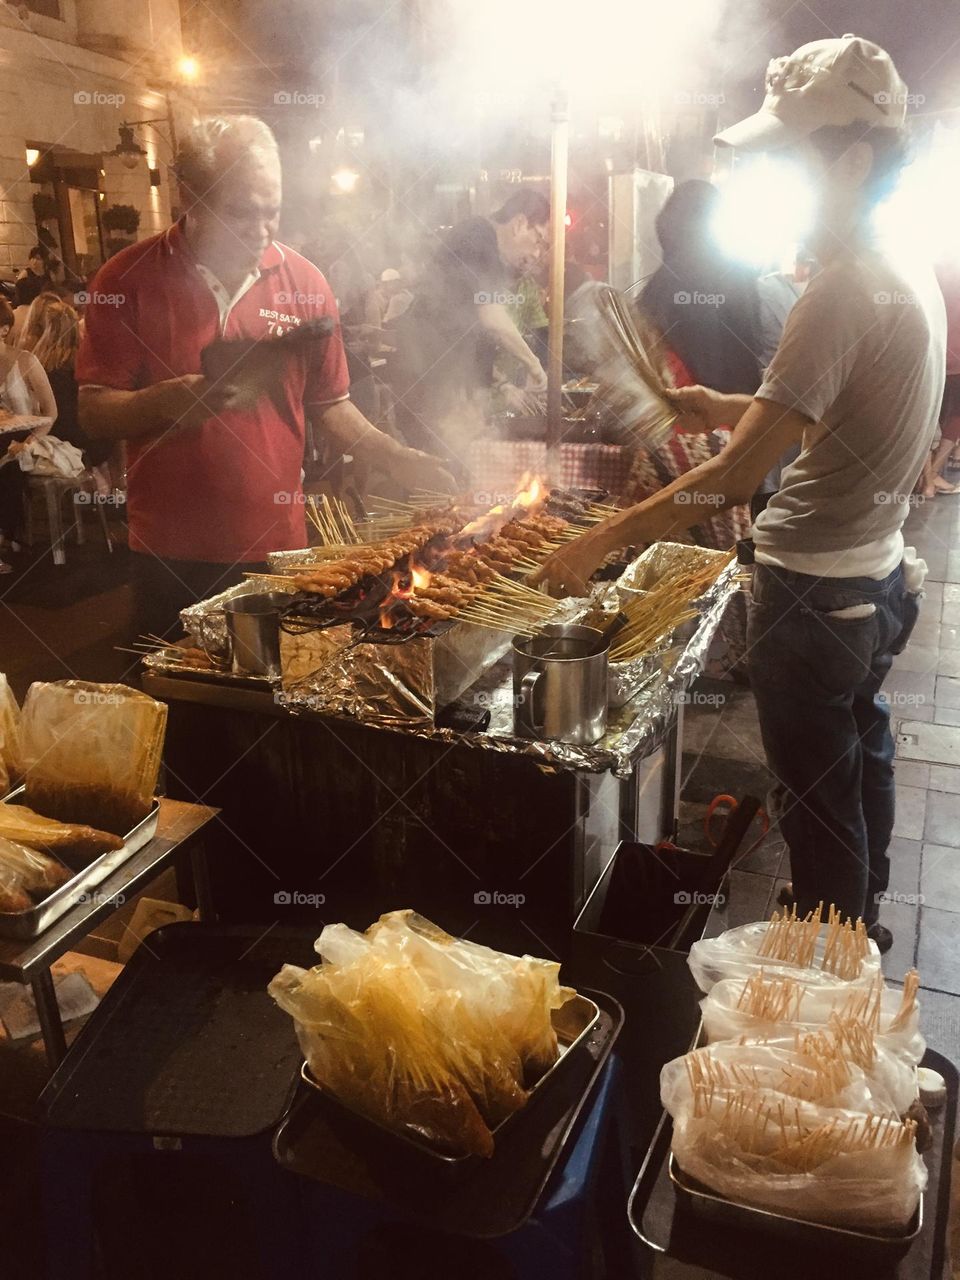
[
  {"xmin": 13, "ymin": 290, "xmax": 62, "ymax": 353},
  {"xmin": 76, "ymin": 115, "xmax": 453, "ymax": 638},
  {"xmin": 13, "ymin": 245, "xmax": 51, "ymax": 309},
  {"xmin": 637, "ymin": 181, "xmax": 763, "ymax": 396},
  {"xmin": 392, "ymin": 190, "xmax": 550, "ymax": 462},
  {"xmin": 372, "ymin": 269, "xmax": 413, "ymax": 329},
  {"xmin": 921, "ymin": 260, "xmax": 960, "ymax": 497},
  {"xmin": 30, "ymin": 299, "xmax": 112, "ymax": 482},
  {"xmin": 0, "ymin": 297, "xmax": 56, "ymax": 571},
  {"xmin": 537, "ymin": 37, "xmax": 943, "ymax": 952}
]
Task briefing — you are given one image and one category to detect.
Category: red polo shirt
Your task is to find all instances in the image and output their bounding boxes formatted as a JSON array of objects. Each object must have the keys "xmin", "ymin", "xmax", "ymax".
[{"xmin": 76, "ymin": 221, "xmax": 349, "ymax": 562}]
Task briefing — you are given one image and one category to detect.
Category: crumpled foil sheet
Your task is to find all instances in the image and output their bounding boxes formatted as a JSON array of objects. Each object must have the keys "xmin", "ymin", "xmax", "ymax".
[
  {"xmin": 280, "ymin": 553, "xmax": 739, "ymax": 778},
  {"xmin": 164, "ymin": 543, "xmax": 739, "ymax": 777},
  {"xmin": 179, "ymin": 577, "xmax": 296, "ymax": 653}
]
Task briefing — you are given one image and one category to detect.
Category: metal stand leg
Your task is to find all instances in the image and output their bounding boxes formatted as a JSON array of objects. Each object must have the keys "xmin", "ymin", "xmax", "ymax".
[
  {"xmin": 660, "ymin": 700, "xmax": 684, "ymax": 842},
  {"xmin": 95, "ymin": 497, "xmax": 113, "ymax": 553},
  {"xmin": 31, "ymin": 968, "xmax": 68, "ymax": 1068},
  {"xmin": 43, "ymin": 481, "xmax": 66, "ymax": 566},
  {"xmin": 190, "ymin": 841, "xmax": 215, "ymax": 921}
]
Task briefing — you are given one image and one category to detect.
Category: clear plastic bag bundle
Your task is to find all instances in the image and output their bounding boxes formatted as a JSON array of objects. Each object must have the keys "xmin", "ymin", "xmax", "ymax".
[
  {"xmin": 269, "ymin": 910, "xmax": 575, "ymax": 1158},
  {"xmin": 662, "ymin": 1027, "xmax": 917, "ymax": 1121},
  {"xmin": 689, "ymin": 909, "xmax": 882, "ymax": 994},
  {"xmin": 0, "ymin": 674, "xmax": 23, "ymax": 795},
  {"xmin": 666, "ymin": 1085, "xmax": 926, "ymax": 1233},
  {"xmin": 701, "ymin": 969, "xmax": 925, "ymax": 1068},
  {"xmin": 20, "ymin": 681, "xmax": 166, "ymax": 835},
  {"xmin": 0, "ymin": 836, "xmax": 71, "ymax": 912}
]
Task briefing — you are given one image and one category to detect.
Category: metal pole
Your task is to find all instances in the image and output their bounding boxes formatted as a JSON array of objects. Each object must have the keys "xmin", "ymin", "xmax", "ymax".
[{"xmin": 546, "ymin": 85, "xmax": 569, "ymax": 484}]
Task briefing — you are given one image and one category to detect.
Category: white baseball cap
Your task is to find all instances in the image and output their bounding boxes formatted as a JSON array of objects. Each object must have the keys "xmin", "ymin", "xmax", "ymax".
[{"xmin": 715, "ymin": 35, "xmax": 909, "ymax": 152}]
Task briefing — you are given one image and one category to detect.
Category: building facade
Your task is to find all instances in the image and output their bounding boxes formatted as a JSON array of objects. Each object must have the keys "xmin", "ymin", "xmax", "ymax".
[{"xmin": 0, "ymin": 0, "xmax": 184, "ymax": 284}]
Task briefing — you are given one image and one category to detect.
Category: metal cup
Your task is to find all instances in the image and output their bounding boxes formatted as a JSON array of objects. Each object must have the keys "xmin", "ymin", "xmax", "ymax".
[
  {"xmin": 512, "ymin": 623, "xmax": 609, "ymax": 745},
  {"xmin": 221, "ymin": 592, "xmax": 289, "ymax": 677}
]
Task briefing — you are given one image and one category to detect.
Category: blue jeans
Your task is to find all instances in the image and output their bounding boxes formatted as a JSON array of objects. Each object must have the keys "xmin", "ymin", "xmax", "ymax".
[{"xmin": 747, "ymin": 562, "xmax": 918, "ymax": 927}]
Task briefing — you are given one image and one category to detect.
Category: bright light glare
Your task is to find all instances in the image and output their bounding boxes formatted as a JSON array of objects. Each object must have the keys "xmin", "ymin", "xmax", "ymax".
[
  {"xmin": 177, "ymin": 55, "xmax": 200, "ymax": 82},
  {"xmin": 25, "ymin": 148, "xmax": 39, "ymax": 167},
  {"xmin": 875, "ymin": 125, "xmax": 960, "ymax": 268},
  {"xmin": 711, "ymin": 159, "xmax": 816, "ymax": 270},
  {"xmin": 332, "ymin": 167, "xmax": 360, "ymax": 195}
]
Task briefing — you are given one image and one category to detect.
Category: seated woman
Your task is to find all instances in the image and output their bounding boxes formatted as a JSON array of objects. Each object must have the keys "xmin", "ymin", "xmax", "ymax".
[{"xmin": 0, "ymin": 298, "xmax": 56, "ymax": 572}]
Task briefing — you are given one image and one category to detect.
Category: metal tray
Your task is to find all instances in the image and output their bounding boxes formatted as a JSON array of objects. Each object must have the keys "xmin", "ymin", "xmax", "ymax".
[
  {"xmin": 299, "ymin": 992, "xmax": 600, "ymax": 1178},
  {"xmin": 0, "ymin": 786, "xmax": 160, "ymax": 940},
  {"xmin": 668, "ymin": 1152, "xmax": 923, "ymax": 1262}
]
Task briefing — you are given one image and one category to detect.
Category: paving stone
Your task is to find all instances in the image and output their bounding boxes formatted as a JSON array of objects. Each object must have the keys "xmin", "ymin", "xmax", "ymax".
[
  {"xmin": 877, "ymin": 901, "xmax": 918, "ymax": 982},
  {"xmin": 893, "ymin": 760, "xmax": 929, "ymax": 788},
  {"xmin": 896, "ymin": 720, "xmax": 960, "ymax": 767},
  {"xmin": 917, "ymin": 906, "xmax": 960, "ymax": 994},
  {"xmin": 893, "ymin": 785, "xmax": 927, "ymax": 839},
  {"xmin": 924, "ymin": 791, "xmax": 960, "ymax": 847},
  {"xmin": 921, "ymin": 842, "xmax": 960, "ymax": 913},
  {"xmin": 887, "ymin": 836, "xmax": 922, "ymax": 897},
  {"xmin": 929, "ymin": 764, "xmax": 960, "ymax": 794}
]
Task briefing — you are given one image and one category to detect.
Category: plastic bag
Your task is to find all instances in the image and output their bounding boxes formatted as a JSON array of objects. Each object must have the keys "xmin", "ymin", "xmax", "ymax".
[
  {"xmin": 701, "ymin": 971, "xmax": 925, "ymax": 1066},
  {"xmin": 269, "ymin": 910, "xmax": 575, "ymax": 1158},
  {"xmin": 0, "ymin": 836, "xmax": 72, "ymax": 912},
  {"xmin": 20, "ymin": 681, "xmax": 166, "ymax": 834},
  {"xmin": 667, "ymin": 1087, "xmax": 926, "ymax": 1233},
  {"xmin": 689, "ymin": 919, "xmax": 882, "ymax": 993},
  {"xmin": 661, "ymin": 1033, "xmax": 917, "ymax": 1120},
  {"xmin": 0, "ymin": 674, "xmax": 23, "ymax": 793}
]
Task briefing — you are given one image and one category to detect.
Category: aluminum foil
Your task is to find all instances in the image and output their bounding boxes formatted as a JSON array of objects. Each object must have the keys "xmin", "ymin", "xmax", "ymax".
[
  {"xmin": 163, "ymin": 543, "xmax": 740, "ymax": 777},
  {"xmin": 279, "ymin": 559, "xmax": 740, "ymax": 777}
]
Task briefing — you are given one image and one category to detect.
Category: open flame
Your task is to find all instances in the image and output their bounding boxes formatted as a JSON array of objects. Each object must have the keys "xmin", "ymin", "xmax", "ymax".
[
  {"xmin": 377, "ymin": 560, "xmax": 432, "ymax": 630},
  {"xmin": 456, "ymin": 474, "xmax": 547, "ymax": 547}
]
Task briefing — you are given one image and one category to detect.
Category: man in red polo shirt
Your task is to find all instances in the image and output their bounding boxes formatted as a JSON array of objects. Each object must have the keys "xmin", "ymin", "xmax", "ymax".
[{"xmin": 78, "ymin": 115, "xmax": 454, "ymax": 636}]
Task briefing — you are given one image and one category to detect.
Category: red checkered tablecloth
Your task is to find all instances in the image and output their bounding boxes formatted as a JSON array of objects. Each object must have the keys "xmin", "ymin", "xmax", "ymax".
[{"xmin": 466, "ymin": 440, "xmax": 631, "ymax": 498}]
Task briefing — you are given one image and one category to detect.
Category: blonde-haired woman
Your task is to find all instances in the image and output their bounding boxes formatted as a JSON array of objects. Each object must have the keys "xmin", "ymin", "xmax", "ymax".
[
  {"xmin": 12, "ymin": 288, "xmax": 62, "ymax": 352},
  {"xmin": 0, "ymin": 297, "xmax": 56, "ymax": 571}
]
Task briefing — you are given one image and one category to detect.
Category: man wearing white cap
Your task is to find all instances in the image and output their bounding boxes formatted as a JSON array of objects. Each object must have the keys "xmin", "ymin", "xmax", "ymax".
[{"xmin": 536, "ymin": 37, "xmax": 946, "ymax": 949}]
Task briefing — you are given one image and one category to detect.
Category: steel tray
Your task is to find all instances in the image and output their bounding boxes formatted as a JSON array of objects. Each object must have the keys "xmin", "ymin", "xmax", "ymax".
[
  {"xmin": 668, "ymin": 1152, "xmax": 923, "ymax": 1262},
  {"xmin": 299, "ymin": 991, "xmax": 600, "ymax": 1179},
  {"xmin": 0, "ymin": 787, "xmax": 160, "ymax": 940}
]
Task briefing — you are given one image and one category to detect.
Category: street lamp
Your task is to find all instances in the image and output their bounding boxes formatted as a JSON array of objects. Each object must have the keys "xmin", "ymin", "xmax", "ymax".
[
  {"xmin": 110, "ymin": 124, "xmax": 149, "ymax": 170},
  {"xmin": 177, "ymin": 55, "xmax": 200, "ymax": 83},
  {"xmin": 331, "ymin": 167, "xmax": 360, "ymax": 195}
]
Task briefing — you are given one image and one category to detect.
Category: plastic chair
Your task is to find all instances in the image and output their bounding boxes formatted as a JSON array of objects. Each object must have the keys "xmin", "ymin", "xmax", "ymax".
[{"xmin": 24, "ymin": 472, "xmax": 112, "ymax": 565}]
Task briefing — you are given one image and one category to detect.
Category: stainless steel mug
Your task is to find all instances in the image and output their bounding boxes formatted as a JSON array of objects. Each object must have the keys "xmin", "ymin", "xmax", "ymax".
[
  {"xmin": 512, "ymin": 624, "xmax": 609, "ymax": 744},
  {"xmin": 221, "ymin": 592, "xmax": 289, "ymax": 677}
]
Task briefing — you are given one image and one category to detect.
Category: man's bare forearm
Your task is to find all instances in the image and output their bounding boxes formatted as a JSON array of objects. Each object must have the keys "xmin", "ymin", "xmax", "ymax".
[
  {"xmin": 79, "ymin": 383, "xmax": 179, "ymax": 442},
  {"xmin": 316, "ymin": 398, "xmax": 409, "ymax": 464}
]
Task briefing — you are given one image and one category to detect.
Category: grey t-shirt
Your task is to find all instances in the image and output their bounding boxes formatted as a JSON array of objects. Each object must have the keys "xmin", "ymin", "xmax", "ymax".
[{"xmin": 753, "ymin": 245, "xmax": 946, "ymax": 566}]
